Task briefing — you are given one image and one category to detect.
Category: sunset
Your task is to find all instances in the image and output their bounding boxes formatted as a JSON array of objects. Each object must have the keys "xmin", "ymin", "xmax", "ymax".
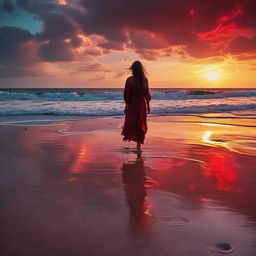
[
  {"xmin": 0, "ymin": 0, "xmax": 256, "ymax": 88},
  {"xmin": 0, "ymin": 1, "xmax": 256, "ymax": 256}
]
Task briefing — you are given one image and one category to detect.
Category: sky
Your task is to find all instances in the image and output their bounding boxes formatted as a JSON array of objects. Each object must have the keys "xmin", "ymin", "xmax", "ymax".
[{"xmin": 0, "ymin": 0, "xmax": 256, "ymax": 88}]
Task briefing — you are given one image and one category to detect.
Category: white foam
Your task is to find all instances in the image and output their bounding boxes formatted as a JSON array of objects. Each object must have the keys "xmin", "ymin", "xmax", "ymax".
[
  {"xmin": 0, "ymin": 89, "xmax": 255, "ymax": 117},
  {"xmin": 1, "ymin": 89, "xmax": 256, "ymax": 101},
  {"xmin": 0, "ymin": 98, "xmax": 255, "ymax": 116}
]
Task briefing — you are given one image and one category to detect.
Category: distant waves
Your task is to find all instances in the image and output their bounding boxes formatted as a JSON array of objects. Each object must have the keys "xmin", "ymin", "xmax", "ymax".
[
  {"xmin": 1, "ymin": 88, "xmax": 256, "ymax": 101},
  {"xmin": 0, "ymin": 89, "xmax": 256, "ymax": 116}
]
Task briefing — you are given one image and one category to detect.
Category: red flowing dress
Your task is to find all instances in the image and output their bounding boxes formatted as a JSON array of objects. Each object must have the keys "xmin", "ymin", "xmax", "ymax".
[{"xmin": 122, "ymin": 76, "xmax": 151, "ymax": 144}]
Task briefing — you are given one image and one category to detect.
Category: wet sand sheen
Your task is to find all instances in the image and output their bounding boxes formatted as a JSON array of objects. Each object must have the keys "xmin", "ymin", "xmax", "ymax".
[{"xmin": 0, "ymin": 115, "xmax": 256, "ymax": 256}]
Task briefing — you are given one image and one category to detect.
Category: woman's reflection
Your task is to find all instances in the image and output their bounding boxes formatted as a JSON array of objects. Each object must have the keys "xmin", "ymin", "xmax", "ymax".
[{"xmin": 121, "ymin": 151, "xmax": 152, "ymax": 240}]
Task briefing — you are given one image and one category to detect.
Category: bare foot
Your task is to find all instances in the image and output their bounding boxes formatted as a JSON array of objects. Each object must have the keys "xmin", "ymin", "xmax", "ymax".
[
  {"xmin": 136, "ymin": 149, "xmax": 142, "ymax": 159},
  {"xmin": 136, "ymin": 143, "xmax": 142, "ymax": 160}
]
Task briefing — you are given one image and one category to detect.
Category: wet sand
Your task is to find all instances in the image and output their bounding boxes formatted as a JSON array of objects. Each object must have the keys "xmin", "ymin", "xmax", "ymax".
[{"xmin": 0, "ymin": 115, "xmax": 256, "ymax": 256}]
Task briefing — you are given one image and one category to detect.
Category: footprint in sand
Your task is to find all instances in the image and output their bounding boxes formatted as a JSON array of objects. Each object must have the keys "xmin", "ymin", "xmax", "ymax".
[{"xmin": 208, "ymin": 243, "xmax": 234, "ymax": 254}]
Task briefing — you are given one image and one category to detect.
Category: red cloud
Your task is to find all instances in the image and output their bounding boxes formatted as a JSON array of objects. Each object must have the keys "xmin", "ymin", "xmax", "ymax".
[
  {"xmin": 225, "ymin": 36, "xmax": 256, "ymax": 54},
  {"xmin": 1, "ymin": 0, "xmax": 256, "ymax": 78}
]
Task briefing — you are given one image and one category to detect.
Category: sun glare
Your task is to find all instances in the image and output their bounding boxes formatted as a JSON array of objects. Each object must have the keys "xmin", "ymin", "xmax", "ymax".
[
  {"xmin": 196, "ymin": 64, "xmax": 223, "ymax": 82},
  {"xmin": 204, "ymin": 71, "xmax": 221, "ymax": 81}
]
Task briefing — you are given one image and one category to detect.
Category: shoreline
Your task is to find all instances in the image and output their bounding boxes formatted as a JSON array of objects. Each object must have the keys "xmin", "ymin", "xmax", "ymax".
[{"xmin": 0, "ymin": 115, "xmax": 256, "ymax": 255}]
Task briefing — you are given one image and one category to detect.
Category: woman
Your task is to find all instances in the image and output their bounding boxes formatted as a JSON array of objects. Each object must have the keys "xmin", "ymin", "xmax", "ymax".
[{"xmin": 122, "ymin": 61, "xmax": 151, "ymax": 151}]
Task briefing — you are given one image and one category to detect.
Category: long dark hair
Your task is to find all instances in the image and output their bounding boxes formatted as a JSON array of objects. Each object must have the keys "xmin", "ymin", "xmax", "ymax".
[{"xmin": 129, "ymin": 61, "xmax": 147, "ymax": 90}]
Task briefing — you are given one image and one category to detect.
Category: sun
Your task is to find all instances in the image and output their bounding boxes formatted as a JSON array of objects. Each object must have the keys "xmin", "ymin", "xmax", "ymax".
[
  {"xmin": 204, "ymin": 71, "xmax": 221, "ymax": 81},
  {"xmin": 197, "ymin": 64, "xmax": 223, "ymax": 82}
]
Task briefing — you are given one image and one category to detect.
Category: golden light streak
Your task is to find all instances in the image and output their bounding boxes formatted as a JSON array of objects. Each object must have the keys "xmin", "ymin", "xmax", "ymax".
[
  {"xmin": 202, "ymin": 130, "xmax": 230, "ymax": 150},
  {"xmin": 202, "ymin": 130, "xmax": 213, "ymax": 144},
  {"xmin": 70, "ymin": 145, "xmax": 87, "ymax": 173}
]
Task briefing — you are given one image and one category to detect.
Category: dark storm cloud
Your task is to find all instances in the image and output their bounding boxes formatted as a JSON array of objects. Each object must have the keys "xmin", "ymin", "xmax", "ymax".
[
  {"xmin": 0, "ymin": 26, "xmax": 42, "ymax": 77},
  {"xmin": 37, "ymin": 13, "xmax": 77, "ymax": 41},
  {"xmin": 0, "ymin": 0, "xmax": 256, "ymax": 78},
  {"xmin": 39, "ymin": 40, "xmax": 75, "ymax": 62},
  {"xmin": 0, "ymin": 0, "xmax": 80, "ymax": 77},
  {"xmin": 0, "ymin": 26, "xmax": 33, "ymax": 64}
]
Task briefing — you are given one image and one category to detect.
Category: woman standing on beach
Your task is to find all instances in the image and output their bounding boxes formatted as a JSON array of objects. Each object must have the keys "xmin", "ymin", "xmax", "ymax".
[{"xmin": 122, "ymin": 61, "xmax": 151, "ymax": 151}]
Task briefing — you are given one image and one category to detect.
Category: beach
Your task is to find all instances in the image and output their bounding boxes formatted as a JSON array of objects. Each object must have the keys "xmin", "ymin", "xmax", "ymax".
[
  {"xmin": 1, "ymin": 0, "xmax": 256, "ymax": 254},
  {"xmin": 0, "ymin": 114, "xmax": 256, "ymax": 256}
]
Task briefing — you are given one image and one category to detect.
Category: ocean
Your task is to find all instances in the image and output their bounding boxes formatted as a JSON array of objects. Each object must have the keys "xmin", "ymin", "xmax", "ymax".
[{"xmin": 0, "ymin": 88, "xmax": 255, "ymax": 117}]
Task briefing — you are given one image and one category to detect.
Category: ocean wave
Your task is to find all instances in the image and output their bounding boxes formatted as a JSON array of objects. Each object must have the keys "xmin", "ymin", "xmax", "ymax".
[
  {"xmin": 0, "ymin": 91, "xmax": 123, "ymax": 101},
  {"xmin": 0, "ymin": 100, "xmax": 255, "ymax": 116},
  {"xmin": 153, "ymin": 90, "xmax": 256, "ymax": 100},
  {"xmin": 1, "ymin": 89, "xmax": 256, "ymax": 101}
]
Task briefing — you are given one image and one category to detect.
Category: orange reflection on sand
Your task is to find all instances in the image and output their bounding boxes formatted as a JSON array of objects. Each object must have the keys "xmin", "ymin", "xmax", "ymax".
[
  {"xmin": 203, "ymin": 149, "xmax": 237, "ymax": 191},
  {"xmin": 201, "ymin": 130, "xmax": 237, "ymax": 191},
  {"xmin": 202, "ymin": 130, "xmax": 214, "ymax": 144},
  {"xmin": 202, "ymin": 130, "xmax": 232, "ymax": 150},
  {"xmin": 70, "ymin": 145, "xmax": 88, "ymax": 174}
]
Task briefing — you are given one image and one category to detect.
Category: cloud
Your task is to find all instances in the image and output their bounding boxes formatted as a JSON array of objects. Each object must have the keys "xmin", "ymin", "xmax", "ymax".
[
  {"xmin": 98, "ymin": 40, "xmax": 124, "ymax": 50},
  {"xmin": 77, "ymin": 62, "xmax": 111, "ymax": 73},
  {"xmin": 114, "ymin": 70, "xmax": 127, "ymax": 78},
  {"xmin": 135, "ymin": 48, "xmax": 172, "ymax": 61},
  {"xmin": 69, "ymin": 61, "xmax": 112, "ymax": 81},
  {"xmin": 0, "ymin": 26, "xmax": 42, "ymax": 77},
  {"xmin": 128, "ymin": 30, "xmax": 169, "ymax": 49},
  {"xmin": 0, "ymin": 26, "xmax": 33, "ymax": 64},
  {"xmin": 185, "ymin": 39, "xmax": 219, "ymax": 59},
  {"xmin": 1, "ymin": 0, "xmax": 256, "ymax": 78},
  {"xmin": 0, "ymin": 63, "xmax": 43, "ymax": 78},
  {"xmin": 36, "ymin": 12, "xmax": 77, "ymax": 41},
  {"xmin": 72, "ymin": 0, "xmax": 256, "ymax": 58},
  {"xmin": 39, "ymin": 39, "xmax": 75, "ymax": 61},
  {"xmin": 88, "ymin": 73, "xmax": 106, "ymax": 81},
  {"xmin": 69, "ymin": 61, "xmax": 113, "ymax": 81},
  {"xmin": 225, "ymin": 36, "xmax": 256, "ymax": 54}
]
